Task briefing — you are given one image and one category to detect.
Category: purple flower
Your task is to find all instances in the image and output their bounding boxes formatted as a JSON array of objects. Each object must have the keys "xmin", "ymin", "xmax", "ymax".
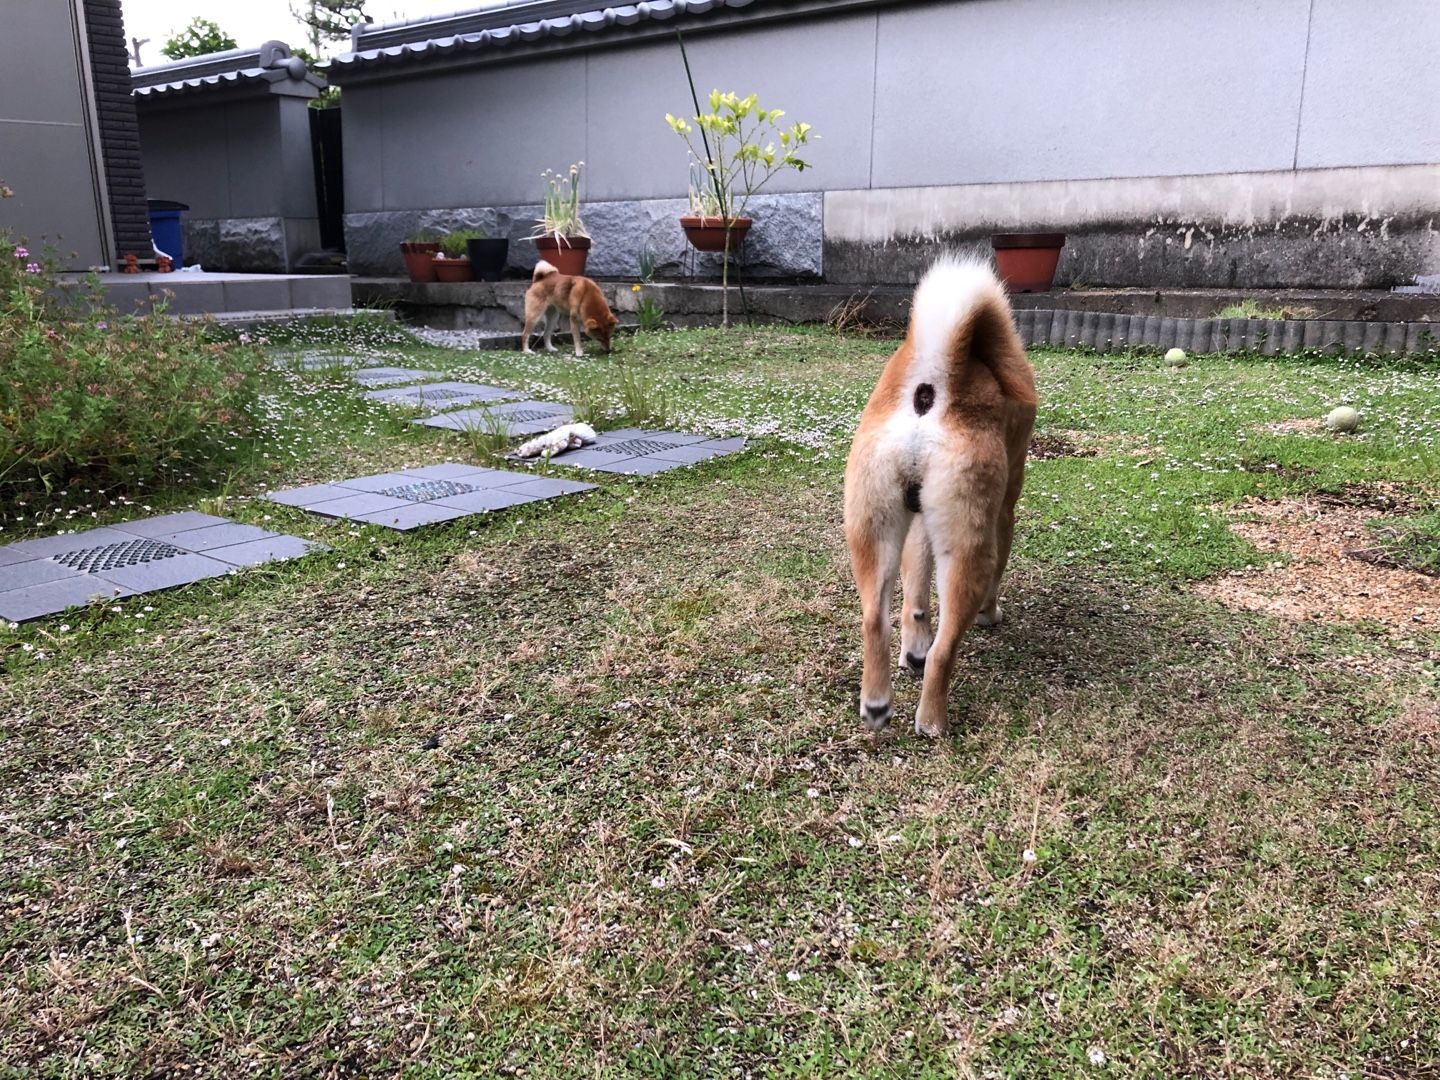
[
  {"xmin": 13, "ymin": 246, "xmax": 29, "ymax": 259},
  {"xmin": 238, "ymin": 332, "xmax": 251, "ymax": 345},
  {"xmin": 24, "ymin": 262, "xmax": 41, "ymax": 275},
  {"xmin": 96, "ymin": 321, "xmax": 108, "ymax": 330}
]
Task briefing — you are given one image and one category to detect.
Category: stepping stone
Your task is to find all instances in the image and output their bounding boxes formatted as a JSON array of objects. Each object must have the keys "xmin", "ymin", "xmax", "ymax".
[
  {"xmin": 351, "ymin": 367, "xmax": 444, "ymax": 388},
  {"xmin": 547, "ymin": 429, "xmax": 747, "ymax": 476},
  {"xmin": 266, "ymin": 464, "xmax": 595, "ymax": 532},
  {"xmin": 416, "ymin": 399, "xmax": 574, "ymax": 437},
  {"xmin": 272, "ymin": 351, "xmax": 363, "ymax": 371},
  {"xmin": 363, "ymin": 381, "xmax": 520, "ymax": 409},
  {"xmin": 0, "ymin": 513, "xmax": 323, "ymax": 623}
]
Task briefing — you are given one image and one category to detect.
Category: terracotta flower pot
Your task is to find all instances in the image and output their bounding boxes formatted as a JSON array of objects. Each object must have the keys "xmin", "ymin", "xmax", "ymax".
[
  {"xmin": 432, "ymin": 257, "xmax": 473, "ymax": 283},
  {"xmin": 400, "ymin": 241, "xmax": 439, "ymax": 283},
  {"xmin": 991, "ymin": 232, "xmax": 1066, "ymax": 293},
  {"xmin": 680, "ymin": 215, "xmax": 752, "ymax": 253},
  {"xmin": 534, "ymin": 235, "xmax": 590, "ymax": 276}
]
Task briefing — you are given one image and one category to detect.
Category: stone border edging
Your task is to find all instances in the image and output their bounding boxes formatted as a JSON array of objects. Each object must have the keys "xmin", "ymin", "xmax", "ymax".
[{"xmin": 1014, "ymin": 309, "xmax": 1437, "ymax": 357}]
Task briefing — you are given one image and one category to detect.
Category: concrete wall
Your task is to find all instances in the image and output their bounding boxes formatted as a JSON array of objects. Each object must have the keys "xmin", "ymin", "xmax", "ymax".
[
  {"xmin": 136, "ymin": 95, "xmax": 320, "ymax": 271},
  {"xmin": 337, "ymin": 0, "xmax": 1440, "ymax": 286},
  {"xmin": 0, "ymin": 0, "xmax": 111, "ymax": 270}
]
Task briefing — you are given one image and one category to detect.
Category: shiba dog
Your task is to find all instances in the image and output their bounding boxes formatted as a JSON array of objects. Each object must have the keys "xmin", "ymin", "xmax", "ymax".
[
  {"xmin": 520, "ymin": 260, "xmax": 619, "ymax": 357},
  {"xmin": 843, "ymin": 256, "xmax": 1037, "ymax": 738}
]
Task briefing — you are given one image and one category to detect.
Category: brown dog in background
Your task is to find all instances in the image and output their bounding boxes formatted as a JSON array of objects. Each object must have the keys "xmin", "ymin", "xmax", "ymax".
[
  {"xmin": 521, "ymin": 260, "xmax": 619, "ymax": 357},
  {"xmin": 843, "ymin": 256, "xmax": 1036, "ymax": 738}
]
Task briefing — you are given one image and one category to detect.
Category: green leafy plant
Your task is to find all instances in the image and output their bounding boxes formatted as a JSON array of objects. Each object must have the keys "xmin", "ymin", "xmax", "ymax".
[
  {"xmin": 462, "ymin": 410, "xmax": 512, "ymax": 461},
  {"xmin": 637, "ymin": 297, "xmax": 665, "ymax": 333},
  {"xmin": 160, "ymin": 17, "xmax": 238, "ymax": 60},
  {"xmin": 404, "ymin": 229, "xmax": 440, "ymax": 246},
  {"xmin": 0, "ymin": 235, "xmax": 264, "ymax": 494},
  {"xmin": 637, "ymin": 243, "xmax": 659, "ymax": 284},
  {"xmin": 617, "ymin": 364, "xmax": 670, "ymax": 427},
  {"xmin": 530, "ymin": 163, "xmax": 589, "ymax": 243},
  {"xmin": 439, "ymin": 229, "xmax": 487, "ymax": 258},
  {"xmin": 666, "ymin": 91, "xmax": 814, "ymax": 326}
]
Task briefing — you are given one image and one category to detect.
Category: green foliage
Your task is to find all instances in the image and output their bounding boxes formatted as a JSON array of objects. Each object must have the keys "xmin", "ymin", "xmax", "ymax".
[
  {"xmin": 439, "ymin": 229, "xmax": 488, "ymax": 257},
  {"xmin": 637, "ymin": 297, "xmax": 665, "ymax": 332},
  {"xmin": 160, "ymin": 18, "xmax": 238, "ymax": 61},
  {"xmin": 404, "ymin": 229, "xmax": 440, "ymax": 245},
  {"xmin": 290, "ymin": 0, "xmax": 370, "ymax": 52},
  {"xmin": 1217, "ymin": 298, "xmax": 1312, "ymax": 320},
  {"xmin": 1363, "ymin": 509, "xmax": 1440, "ymax": 575},
  {"xmin": 637, "ymin": 243, "xmax": 659, "ymax": 283},
  {"xmin": 531, "ymin": 163, "xmax": 589, "ymax": 242},
  {"xmin": 617, "ymin": 363, "xmax": 670, "ymax": 427},
  {"xmin": 666, "ymin": 91, "xmax": 814, "ymax": 223},
  {"xmin": 0, "ymin": 237, "xmax": 263, "ymax": 494}
]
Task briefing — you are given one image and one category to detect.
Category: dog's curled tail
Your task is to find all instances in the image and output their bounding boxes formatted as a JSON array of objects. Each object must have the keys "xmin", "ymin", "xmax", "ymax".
[
  {"xmin": 910, "ymin": 255, "xmax": 1036, "ymax": 406},
  {"xmin": 532, "ymin": 260, "xmax": 559, "ymax": 282}
]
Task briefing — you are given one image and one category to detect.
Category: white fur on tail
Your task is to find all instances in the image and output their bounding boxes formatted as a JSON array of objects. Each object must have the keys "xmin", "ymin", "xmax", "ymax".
[
  {"xmin": 532, "ymin": 260, "xmax": 559, "ymax": 281},
  {"xmin": 513, "ymin": 422, "xmax": 597, "ymax": 459},
  {"xmin": 909, "ymin": 255, "xmax": 1005, "ymax": 367}
]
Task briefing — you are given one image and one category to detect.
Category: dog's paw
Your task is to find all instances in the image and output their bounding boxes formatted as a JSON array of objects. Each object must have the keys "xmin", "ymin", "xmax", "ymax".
[
  {"xmin": 974, "ymin": 604, "xmax": 1003, "ymax": 628},
  {"xmin": 900, "ymin": 651, "xmax": 927, "ymax": 676},
  {"xmin": 860, "ymin": 699, "xmax": 893, "ymax": 732},
  {"xmin": 913, "ymin": 703, "xmax": 948, "ymax": 739}
]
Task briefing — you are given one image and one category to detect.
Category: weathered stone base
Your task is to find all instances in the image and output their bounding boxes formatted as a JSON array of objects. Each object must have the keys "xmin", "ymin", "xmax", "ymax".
[
  {"xmin": 343, "ymin": 193, "xmax": 824, "ymax": 280},
  {"xmin": 182, "ymin": 216, "xmax": 320, "ymax": 273},
  {"xmin": 824, "ymin": 165, "xmax": 1440, "ymax": 289}
]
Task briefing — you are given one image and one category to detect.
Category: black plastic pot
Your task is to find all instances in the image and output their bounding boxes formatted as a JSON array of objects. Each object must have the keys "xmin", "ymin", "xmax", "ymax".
[{"xmin": 467, "ymin": 237, "xmax": 510, "ymax": 282}]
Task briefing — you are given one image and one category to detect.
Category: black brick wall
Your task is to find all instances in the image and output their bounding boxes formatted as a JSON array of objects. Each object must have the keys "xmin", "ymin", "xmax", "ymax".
[{"xmin": 82, "ymin": 0, "xmax": 151, "ymax": 263}]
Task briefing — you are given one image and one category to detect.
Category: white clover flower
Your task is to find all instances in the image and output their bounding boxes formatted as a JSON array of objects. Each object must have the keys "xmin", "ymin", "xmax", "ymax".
[
  {"xmin": 1087, "ymin": 1046, "xmax": 1106, "ymax": 1066},
  {"xmin": 1022, "ymin": 848, "xmax": 1037, "ymax": 864},
  {"xmin": 785, "ymin": 971, "xmax": 800, "ymax": 983}
]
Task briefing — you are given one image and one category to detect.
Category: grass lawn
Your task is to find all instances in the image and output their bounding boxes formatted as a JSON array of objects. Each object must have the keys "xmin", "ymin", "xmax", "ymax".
[{"xmin": 2, "ymin": 322, "xmax": 1438, "ymax": 1078}]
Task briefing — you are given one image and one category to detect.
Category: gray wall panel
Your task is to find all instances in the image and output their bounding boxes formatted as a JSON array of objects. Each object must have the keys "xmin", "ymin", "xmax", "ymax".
[
  {"xmin": 871, "ymin": 0, "xmax": 1311, "ymax": 188},
  {"xmin": 1297, "ymin": 0, "xmax": 1440, "ymax": 168}
]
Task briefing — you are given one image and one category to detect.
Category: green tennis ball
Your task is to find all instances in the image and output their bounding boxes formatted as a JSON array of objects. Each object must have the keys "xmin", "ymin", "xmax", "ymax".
[
  {"xmin": 1325, "ymin": 406, "xmax": 1360, "ymax": 433},
  {"xmin": 1164, "ymin": 347, "xmax": 1187, "ymax": 367}
]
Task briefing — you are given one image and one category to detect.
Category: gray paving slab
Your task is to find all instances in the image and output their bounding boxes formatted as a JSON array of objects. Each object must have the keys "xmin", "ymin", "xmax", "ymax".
[
  {"xmin": 147, "ymin": 522, "xmax": 277, "ymax": 552},
  {"xmin": 204, "ymin": 534, "xmax": 321, "ymax": 567},
  {"xmin": 95, "ymin": 552, "xmax": 234, "ymax": 593},
  {"xmin": 351, "ymin": 502, "xmax": 472, "ymax": 531},
  {"xmin": 0, "ymin": 528, "xmax": 143, "ymax": 561},
  {"xmin": 363, "ymin": 381, "xmax": 519, "ymax": 408},
  {"xmin": 265, "ymin": 465, "xmax": 594, "ymax": 531},
  {"xmin": 416, "ymin": 400, "xmax": 573, "ymax": 437},
  {"xmin": 0, "ymin": 576, "xmax": 133, "ymax": 623},
  {"xmin": 549, "ymin": 429, "xmax": 747, "ymax": 476},
  {"xmin": 111, "ymin": 512, "xmax": 230, "ymax": 538},
  {"xmin": 0, "ymin": 546, "xmax": 32, "ymax": 568},
  {"xmin": 0, "ymin": 558, "xmax": 81, "ymax": 590},
  {"xmin": 300, "ymin": 491, "xmax": 413, "ymax": 520},
  {"xmin": 404, "ymin": 463, "xmax": 505, "ymax": 482},
  {"xmin": 351, "ymin": 367, "xmax": 444, "ymax": 387},
  {"xmin": 265, "ymin": 483, "xmax": 360, "ymax": 508}
]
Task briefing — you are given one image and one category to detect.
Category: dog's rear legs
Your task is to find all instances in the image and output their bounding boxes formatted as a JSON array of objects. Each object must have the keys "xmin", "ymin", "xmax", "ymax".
[
  {"xmin": 846, "ymin": 504, "xmax": 910, "ymax": 732},
  {"xmin": 899, "ymin": 522, "xmax": 934, "ymax": 674},
  {"xmin": 914, "ymin": 528, "xmax": 996, "ymax": 739}
]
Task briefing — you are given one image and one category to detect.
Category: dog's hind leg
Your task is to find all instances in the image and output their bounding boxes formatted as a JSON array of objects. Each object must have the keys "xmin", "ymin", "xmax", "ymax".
[
  {"xmin": 899, "ymin": 520, "xmax": 934, "ymax": 674},
  {"xmin": 846, "ymin": 497, "xmax": 911, "ymax": 732},
  {"xmin": 913, "ymin": 511, "xmax": 997, "ymax": 739},
  {"xmin": 542, "ymin": 310, "xmax": 559, "ymax": 353}
]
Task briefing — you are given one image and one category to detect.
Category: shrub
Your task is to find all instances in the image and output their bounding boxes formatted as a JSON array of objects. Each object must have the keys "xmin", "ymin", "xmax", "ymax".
[{"xmin": 0, "ymin": 237, "xmax": 265, "ymax": 495}]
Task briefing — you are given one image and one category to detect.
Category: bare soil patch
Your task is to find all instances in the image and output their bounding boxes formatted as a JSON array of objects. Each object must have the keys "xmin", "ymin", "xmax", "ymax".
[
  {"xmin": 1196, "ymin": 494, "xmax": 1437, "ymax": 633},
  {"xmin": 1257, "ymin": 417, "xmax": 1325, "ymax": 436}
]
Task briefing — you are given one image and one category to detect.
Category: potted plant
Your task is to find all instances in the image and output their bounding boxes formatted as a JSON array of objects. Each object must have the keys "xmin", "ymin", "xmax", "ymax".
[
  {"xmin": 666, "ymin": 90, "xmax": 814, "ymax": 326},
  {"xmin": 678, "ymin": 156, "xmax": 750, "ymax": 253},
  {"xmin": 433, "ymin": 229, "xmax": 483, "ymax": 283},
  {"xmin": 400, "ymin": 230, "xmax": 440, "ymax": 283},
  {"xmin": 991, "ymin": 232, "xmax": 1067, "ymax": 293},
  {"xmin": 529, "ymin": 163, "xmax": 590, "ymax": 276},
  {"xmin": 466, "ymin": 226, "xmax": 509, "ymax": 282}
]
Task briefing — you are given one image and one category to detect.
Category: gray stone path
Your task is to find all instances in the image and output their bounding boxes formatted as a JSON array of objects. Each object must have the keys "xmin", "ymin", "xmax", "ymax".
[
  {"xmin": 274, "ymin": 351, "xmax": 363, "ymax": 370},
  {"xmin": 267, "ymin": 464, "xmax": 595, "ymax": 531},
  {"xmin": 547, "ymin": 429, "xmax": 748, "ymax": 476},
  {"xmin": 416, "ymin": 399, "xmax": 575, "ymax": 437},
  {"xmin": 351, "ymin": 366, "xmax": 445, "ymax": 387},
  {"xmin": 363, "ymin": 381, "xmax": 520, "ymax": 408},
  {"xmin": 0, "ymin": 513, "xmax": 322, "ymax": 623}
]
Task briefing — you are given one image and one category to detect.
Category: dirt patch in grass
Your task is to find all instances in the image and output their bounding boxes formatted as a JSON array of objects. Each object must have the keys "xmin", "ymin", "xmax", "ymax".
[
  {"xmin": 1257, "ymin": 417, "xmax": 1326, "ymax": 436},
  {"xmin": 1196, "ymin": 494, "xmax": 1438, "ymax": 633},
  {"xmin": 1029, "ymin": 430, "xmax": 1102, "ymax": 460}
]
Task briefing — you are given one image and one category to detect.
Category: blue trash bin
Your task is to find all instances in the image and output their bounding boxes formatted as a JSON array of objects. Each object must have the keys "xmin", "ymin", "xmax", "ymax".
[{"xmin": 147, "ymin": 199, "xmax": 189, "ymax": 266}]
